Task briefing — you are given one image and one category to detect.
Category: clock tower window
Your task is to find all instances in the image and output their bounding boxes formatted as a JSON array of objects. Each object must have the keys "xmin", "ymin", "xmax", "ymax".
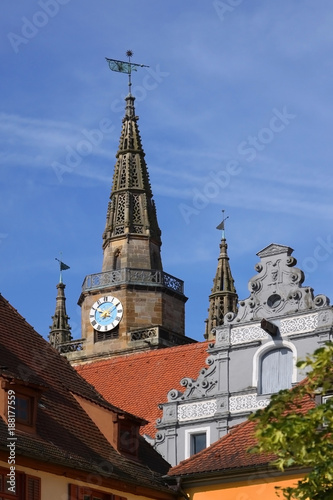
[
  {"xmin": 94, "ymin": 326, "xmax": 119, "ymax": 342},
  {"xmin": 113, "ymin": 249, "xmax": 121, "ymax": 270}
]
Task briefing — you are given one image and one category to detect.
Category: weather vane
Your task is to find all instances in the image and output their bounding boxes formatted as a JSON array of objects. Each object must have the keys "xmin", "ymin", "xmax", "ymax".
[
  {"xmin": 55, "ymin": 254, "xmax": 70, "ymax": 284},
  {"xmin": 105, "ymin": 50, "xmax": 149, "ymax": 95},
  {"xmin": 216, "ymin": 210, "xmax": 229, "ymax": 239}
]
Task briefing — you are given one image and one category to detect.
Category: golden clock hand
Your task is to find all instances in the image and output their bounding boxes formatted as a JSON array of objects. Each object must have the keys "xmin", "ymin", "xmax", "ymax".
[
  {"xmin": 102, "ymin": 305, "xmax": 115, "ymax": 316},
  {"xmin": 101, "ymin": 306, "xmax": 115, "ymax": 319},
  {"xmin": 97, "ymin": 304, "xmax": 116, "ymax": 320}
]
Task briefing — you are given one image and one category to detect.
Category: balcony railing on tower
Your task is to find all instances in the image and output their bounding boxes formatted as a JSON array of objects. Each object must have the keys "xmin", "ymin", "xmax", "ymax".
[{"xmin": 81, "ymin": 268, "xmax": 184, "ymax": 294}]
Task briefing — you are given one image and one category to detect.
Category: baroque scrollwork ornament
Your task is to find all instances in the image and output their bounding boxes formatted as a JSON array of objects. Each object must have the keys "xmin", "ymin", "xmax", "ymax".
[{"xmin": 218, "ymin": 244, "xmax": 330, "ymax": 325}]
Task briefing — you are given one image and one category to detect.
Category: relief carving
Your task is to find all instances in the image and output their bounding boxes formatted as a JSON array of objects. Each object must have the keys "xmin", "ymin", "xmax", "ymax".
[
  {"xmin": 166, "ymin": 355, "xmax": 218, "ymax": 403},
  {"xmin": 229, "ymin": 394, "xmax": 270, "ymax": 413},
  {"xmin": 225, "ymin": 244, "xmax": 330, "ymax": 325},
  {"xmin": 178, "ymin": 400, "xmax": 217, "ymax": 421}
]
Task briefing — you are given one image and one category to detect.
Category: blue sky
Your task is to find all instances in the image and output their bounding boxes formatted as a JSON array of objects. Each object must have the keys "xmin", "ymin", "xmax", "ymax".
[{"xmin": 1, "ymin": 1, "xmax": 333, "ymax": 342}]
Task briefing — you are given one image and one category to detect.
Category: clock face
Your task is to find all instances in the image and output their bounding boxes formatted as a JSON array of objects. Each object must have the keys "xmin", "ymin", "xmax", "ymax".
[{"xmin": 89, "ymin": 296, "xmax": 123, "ymax": 331}]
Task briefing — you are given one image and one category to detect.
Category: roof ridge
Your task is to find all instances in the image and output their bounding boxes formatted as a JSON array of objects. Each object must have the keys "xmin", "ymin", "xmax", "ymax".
[
  {"xmin": 70, "ymin": 389, "xmax": 147, "ymax": 424},
  {"xmin": 77, "ymin": 341, "xmax": 211, "ymax": 369},
  {"xmin": 0, "ymin": 294, "xmax": 45, "ymax": 339}
]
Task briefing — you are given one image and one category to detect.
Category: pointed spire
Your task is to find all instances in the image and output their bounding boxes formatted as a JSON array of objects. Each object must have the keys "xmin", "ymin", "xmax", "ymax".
[
  {"xmin": 49, "ymin": 281, "xmax": 72, "ymax": 348},
  {"xmin": 205, "ymin": 214, "xmax": 238, "ymax": 340},
  {"xmin": 102, "ymin": 93, "xmax": 162, "ymax": 272}
]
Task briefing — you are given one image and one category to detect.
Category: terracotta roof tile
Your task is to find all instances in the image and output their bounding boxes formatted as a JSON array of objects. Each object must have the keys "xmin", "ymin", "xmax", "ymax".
[
  {"xmin": 0, "ymin": 294, "xmax": 171, "ymax": 492},
  {"xmin": 75, "ymin": 342, "xmax": 210, "ymax": 437},
  {"xmin": 169, "ymin": 393, "xmax": 315, "ymax": 477}
]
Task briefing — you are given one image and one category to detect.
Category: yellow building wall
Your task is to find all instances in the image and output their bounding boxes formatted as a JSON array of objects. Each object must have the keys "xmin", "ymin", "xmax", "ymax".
[
  {"xmin": 0, "ymin": 460, "xmax": 161, "ymax": 500},
  {"xmin": 183, "ymin": 473, "xmax": 303, "ymax": 500}
]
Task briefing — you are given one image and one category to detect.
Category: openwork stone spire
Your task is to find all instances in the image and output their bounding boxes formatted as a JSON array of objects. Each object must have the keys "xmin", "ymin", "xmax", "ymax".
[
  {"xmin": 49, "ymin": 282, "xmax": 72, "ymax": 347},
  {"xmin": 102, "ymin": 94, "xmax": 162, "ymax": 272},
  {"xmin": 205, "ymin": 236, "xmax": 238, "ymax": 340}
]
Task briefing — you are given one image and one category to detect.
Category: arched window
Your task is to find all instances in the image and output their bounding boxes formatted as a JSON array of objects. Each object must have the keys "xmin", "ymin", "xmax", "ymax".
[
  {"xmin": 253, "ymin": 341, "xmax": 297, "ymax": 395},
  {"xmin": 259, "ymin": 347, "xmax": 293, "ymax": 394}
]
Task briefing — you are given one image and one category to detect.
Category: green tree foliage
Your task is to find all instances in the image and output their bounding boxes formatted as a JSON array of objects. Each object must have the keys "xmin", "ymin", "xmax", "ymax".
[{"xmin": 249, "ymin": 342, "xmax": 333, "ymax": 500}]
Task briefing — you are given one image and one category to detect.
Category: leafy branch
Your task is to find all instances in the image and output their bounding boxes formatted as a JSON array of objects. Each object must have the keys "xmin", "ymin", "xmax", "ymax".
[{"xmin": 249, "ymin": 342, "xmax": 333, "ymax": 499}]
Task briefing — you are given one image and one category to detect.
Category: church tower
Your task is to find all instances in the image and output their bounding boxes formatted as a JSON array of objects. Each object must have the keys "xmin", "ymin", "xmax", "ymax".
[
  {"xmin": 64, "ymin": 59, "xmax": 195, "ymax": 362},
  {"xmin": 205, "ymin": 215, "xmax": 238, "ymax": 340}
]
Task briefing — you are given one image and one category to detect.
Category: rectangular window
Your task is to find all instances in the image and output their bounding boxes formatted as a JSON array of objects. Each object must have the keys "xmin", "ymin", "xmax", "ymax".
[
  {"xmin": 26, "ymin": 475, "xmax": 41, "ymax": 500},
  {"xmin": 2, "ymin": 382, "xmax": 41, "ymax": 433},
  {"xmin": 322, "ymin": 394, "xmax": 333, "ymax": 427},
  {"xmin": 15, "ymin": 395, "xmax": 33, "ymax": 425},
  {"xmin": 94, "ymin": 329, "xmax": 119, "ymax": 343},
  {"xmin": 69, "ymin": 485, "xmax": 126, "ymax": 500},
  {"xmin": 0, "ymin": 468, "xmax": 21, "ymax": 499},
  {"xmin": 0, "ymin": 468, "xmax": 40, "ymax": 500},
  {"xmin": 118, "ymin": 423, "xmax": 138, "ymax": 456},
  {"xmin": 184, "ymin": 426, "xmax": 210, "ymax": 459},
  {"xmin": 190, "ymin": 432, "xmax": 206, "ymax": 455}
]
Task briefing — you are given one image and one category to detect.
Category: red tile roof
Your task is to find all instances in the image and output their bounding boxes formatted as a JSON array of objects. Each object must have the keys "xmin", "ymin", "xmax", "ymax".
[
  {"xmin": 0, "ymin": 294, "xmax": 172, "ymax": 493},
  {"xmin": 169, "ymin": 393, "xmax": 315, "ymax": 477},
  {"xmin": 75, "ymin": 342, "xmax": 210, "ymax": 438}
]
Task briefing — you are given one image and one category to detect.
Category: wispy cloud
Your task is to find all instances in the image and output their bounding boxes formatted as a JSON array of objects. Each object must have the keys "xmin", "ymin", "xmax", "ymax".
[{"xmin": 0, "ymin": 113, "xmax": 115, "ymax": 180}]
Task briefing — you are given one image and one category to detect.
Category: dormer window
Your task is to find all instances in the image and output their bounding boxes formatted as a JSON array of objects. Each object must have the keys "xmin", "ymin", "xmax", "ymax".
[
  {"xmin": 118, "ymin": 420, "xmax": 139, "ymax": 457},
  {"xmin": 71, "ymin": 393, "xmax": 145, "ymax": 460},
  {"xmin": 0, "ymin": 374, "xmax": 45, "ymax": 433},
  {"xmin": 15, "ymin": 394, "xmax": 33, "ymax": 425}
]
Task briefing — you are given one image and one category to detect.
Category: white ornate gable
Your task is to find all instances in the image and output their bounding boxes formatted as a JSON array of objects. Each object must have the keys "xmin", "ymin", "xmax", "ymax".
[
  {"xmin": 154, "ymin": 244, "xmax": 333, "ymax": 467},
  {"xmin": 219, "ymin": 243, "xmax": 330, "ymax": 326}
]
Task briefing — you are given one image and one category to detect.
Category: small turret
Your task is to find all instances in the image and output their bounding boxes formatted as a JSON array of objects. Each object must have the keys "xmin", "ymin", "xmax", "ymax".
[
  {"xmin": 49, "ymin": 260, "xmax": 72, "ymax": 347},
  {"xmin": 205, "ymin": 213, "xmax": 238, "ymax": 340}
]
